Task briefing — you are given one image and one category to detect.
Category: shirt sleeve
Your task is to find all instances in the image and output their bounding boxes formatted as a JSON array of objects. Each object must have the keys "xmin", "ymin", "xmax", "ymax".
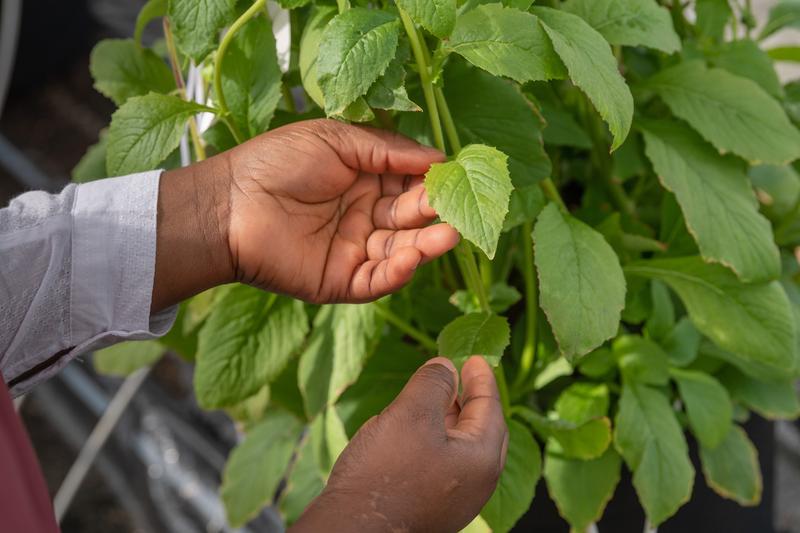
[{"xmin": 0, "ymin": 171, "xmax": 177, "ymax": 397}]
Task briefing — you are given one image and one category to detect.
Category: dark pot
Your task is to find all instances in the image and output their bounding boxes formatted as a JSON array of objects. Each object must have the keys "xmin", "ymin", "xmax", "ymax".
[{"xmin": 513, "ymin": 416, "xmax": 775, "ymax": 533}]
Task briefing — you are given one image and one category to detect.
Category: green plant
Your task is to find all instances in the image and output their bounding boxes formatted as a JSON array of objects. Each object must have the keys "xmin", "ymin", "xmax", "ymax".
[{"xmin": 77, "ymin": 0, "xmax": 800, "ymax": 530}]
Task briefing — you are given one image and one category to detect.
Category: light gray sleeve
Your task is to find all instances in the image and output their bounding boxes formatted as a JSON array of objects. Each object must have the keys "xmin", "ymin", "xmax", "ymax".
[{"xmin": 0, "ymin": 171, "xmax": 177, "ymax": 396}]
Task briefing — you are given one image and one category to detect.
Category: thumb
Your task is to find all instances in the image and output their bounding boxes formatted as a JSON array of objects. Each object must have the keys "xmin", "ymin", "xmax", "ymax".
[{"xmin": 388, "ymin": 357, "xmax": 459, "ymax": 426}]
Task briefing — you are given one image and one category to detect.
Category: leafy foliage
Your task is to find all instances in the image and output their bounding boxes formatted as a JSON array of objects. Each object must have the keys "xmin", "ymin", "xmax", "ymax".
[{"xmin": 83, "ymin": 1, "xmax": 800, "ymax": 530}]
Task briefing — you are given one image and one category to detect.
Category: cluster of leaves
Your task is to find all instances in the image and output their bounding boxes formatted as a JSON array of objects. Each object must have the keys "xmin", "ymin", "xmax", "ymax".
[{"xmin": 78, "ymin": 0, "xmax": 800, "ymax": 531}]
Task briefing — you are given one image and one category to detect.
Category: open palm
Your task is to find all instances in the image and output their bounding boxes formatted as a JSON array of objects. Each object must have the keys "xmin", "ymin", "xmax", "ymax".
[{"xmin": 225, "ymin": 119, "xmax": 460, "ymax": 303}]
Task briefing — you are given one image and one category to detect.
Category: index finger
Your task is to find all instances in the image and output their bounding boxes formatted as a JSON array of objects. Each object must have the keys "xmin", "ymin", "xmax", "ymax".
[{"xmin": 453, "ymin": 356, "xmax": 506, "ymax": 448}]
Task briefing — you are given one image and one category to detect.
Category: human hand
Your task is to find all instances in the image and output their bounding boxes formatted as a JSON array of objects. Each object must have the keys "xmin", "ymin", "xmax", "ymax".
[
  {"xmin": 291, "ymin": 356, "xmax": 509, "ymax": 533},
  {"xmin": 152, "ymin": 119, "xmax": 459, "ymax": 310}
]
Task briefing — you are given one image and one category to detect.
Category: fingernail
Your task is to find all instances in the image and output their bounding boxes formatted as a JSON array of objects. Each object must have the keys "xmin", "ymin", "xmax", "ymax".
[{"xmin": 424, "ymin": 357, "xmax": 456, "ymax": 374}]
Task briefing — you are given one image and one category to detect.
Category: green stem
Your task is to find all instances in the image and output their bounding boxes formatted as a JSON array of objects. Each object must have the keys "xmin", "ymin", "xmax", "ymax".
[
  {"xmin": 540, "ymin": 178, "xmax": 567, "ymax": 212},
  {"xmin": 455, "ymin": 242, "xmax": 491, "ymax": 313},
  {"xmin": 214, "ymin": 0, "xmax": 266, "ymax": 145},
  {"xmin": 479, "ymin": 253, "xmax": 492, "ymax": 291},
  {"xmin": 399, "ymin": 8, "xmax": 446, "ymax": 153},
  {"xmin": 494, "ymin": 366, "xmax": 512, "ymax": 418},
  {"xmin": 282, "ymin": 83, "xmax": 297, "ymax": 114},
  {"xmin": 435, "ymin": 88, "xmax": 462, "ymax": 153},
  {"xmin": 511, "ymin": 222, "xmax": 538, "ymax": 394},
  {"xmin": 374, "ymin": 302, "xmax": 438, "ymax": 351},
  {"xmin": 163, "ymin": 18, "xmax": 206, "ymax": 161},
  {"xmin": 337, "ymin": 0, "xmax": 350, "ymax": 13}
]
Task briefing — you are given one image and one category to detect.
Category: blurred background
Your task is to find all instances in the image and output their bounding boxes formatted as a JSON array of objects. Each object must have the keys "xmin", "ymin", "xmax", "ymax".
[{"xmin": 0, "ymin": 1, "xmax": 799, "ymax": 532}]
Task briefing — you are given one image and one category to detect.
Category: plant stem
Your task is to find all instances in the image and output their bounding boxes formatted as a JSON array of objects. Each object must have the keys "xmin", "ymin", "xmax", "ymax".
[
  {"xmin": 337, "ymin": 0, "xmax": 350, "ymax": 13},
  {"xmin": 374, "ymin": 302, "xmax": 438, "ymax": 351},
  {"xmin": 282, "ymin": 83, "xmax": 297, "ymax": 113},
  {"xmin": 399, "ymin": 8, "xmax": 446, "ymax": 153},
  {"xmin": 163, "ymin": 18, "xmax": 206, "ymax": 161},
  {"xmin": 540, "ymin": 178, "xmax": 567, "ymax": 212},
  {"xmin": 435, "ymin": 88, "xmax": 462, "ymax": 153},
  {"xmin": 479, "ymin": 253, "xmax": 492, "ymax": 291},
  {"xmin": 511, "ymin": 222, "xmax": 538, "ymax": 394},
  {"xmin": 494, "ymin": 366, "xmax": 512, "ymax": 418},
  {"xmin": 214, "ymin": 0, "xmax": 266, "ymax": 145},
  {"xmin": 455, "ymin": 242, "xmax": 491, "ymax": 313}
]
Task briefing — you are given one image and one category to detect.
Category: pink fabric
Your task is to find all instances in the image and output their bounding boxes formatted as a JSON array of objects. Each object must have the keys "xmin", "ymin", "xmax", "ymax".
[{"xmin": 0, "ymin": 378, "xmax": 59, "ymax": 532}]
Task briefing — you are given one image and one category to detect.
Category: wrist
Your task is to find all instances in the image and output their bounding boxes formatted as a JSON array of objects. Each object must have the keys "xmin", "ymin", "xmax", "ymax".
[{"xmin": 151, "ymin": 153, "xmax": 235, "ymax": 312}]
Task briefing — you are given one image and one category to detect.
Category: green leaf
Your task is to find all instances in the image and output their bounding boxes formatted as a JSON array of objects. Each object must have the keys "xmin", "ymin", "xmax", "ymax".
[
  {"xmin": 72, "ymin": 132, "xmax": 108, "ymax": 183},
  {"xmin": 760, "ymin": 0, "xmax": 800, "ymax": 39},
  {"xmin": 750, "ymin": 164, "xmax": 800, "ymax": 219},
  {"xmin": 90, "ymin": 39, "xmax": 174, "ymax": 106},
  {"xmin": 719, "ymin": 367, "xmax": 800, "ymax": 420},
  {"xmin": 555, "ymin": 382, "xmax": 610, "ymax": 424},
  {"xmin": 437, "ymin": 313, "xmax": 511, "ymax": 367},
  {"xmin": 707, "ymin": 39, "xmax": 784, "ymax": 99},
  {"xmin": 504, "ymin": 185, "xmax": 546, "ymax": 232},
  {"xmin": 396, "ymin": 0, "xmax": 456, "ymax": 38},
  {"xmin": 534, "ymin": 203, "xmax": 626, "ymax": 361},
  {"xmin": 644, "ymin": 60, "xmax": 800, "ymax": 164},
  {"xmin": 641, "ymin": 119, "xmax": 780, "ymax": 283},
  {"xmin": 310, "ymin": 406, "xmax": 349, "ymax": 477},
  {"xmin": 480, "ymin": 420, "xmax": 541, "ymax": 533},
  {"xmin": 613, "ymin": 335, "xmax": 669, "ymax": 386},
  {"xmin": 425, "ymin": 144, "xmax": 513, "ymax": 258},
  {"xmin": 317, "ymin": 8, "xmax": 400, "ymax": 115},
  {"xmin": 279, "ymin": 437, "xmax": 325, "ymax": 525},
  {"xmin": 516, "ymin": 409, "xmax": 611, "ymax": 461},
  {"xmin": 662, "ymin": 318, "xmax": 702, "ymax": 367},
  {"xmin": 93, "ymin": 340, "xmax": 165, "ymax": 376},
  {"xmin": 672, "ymin": 368, "xmax": 733, "ymax": 449},
  {"xmin": 444, "ymin": 64, "xmax": 551, "ymax": 188},
  {"xmin": 768, "ymin": 45, "xmax": 800, "ymax": 63},
  {"xmin": 298, "ymin": 304, "xmax": 381, "ymax": 418},
  {"xmin": 221, "ymin": 15, "xmax": 282, "ymax": 139},
  {"xmin": 299, "ymin": 6, "xmax": 337, "ymax": 109},
  {"xmin": 226, "ymin": 385, "xmax": 271, "ymax": 427},
  {"xmin": 135, "ymin": 0, "xmax": 167, "ymax": 46},
  {"xmin": 336, "ymin": 338, "xmax": 426, "ymax": 436},
  {"xmin": 221, "ymin": 409, "xmax": 304, "ymax": 528},
  {"xmin": 699, "ymin": 425, "xmax": 762, "ymax": 506},
  {"xmin": 625, "ymin": 257, "xmax": 797, "ymax": 380},
  {"xmin": 695, "ymin": 0, "xmax": 732, "ymax": 42},
  {"xmin": 532, "ymin": 6, "xmax": 634, "ymax": 150},
  {"xmin": 169, "ymin": 0, "xmax": 235, "ymax": 61},
  {"xmin": 614, "ymin": 383, "xmax": 694, "ymax": 526},
  {"xmin": 365, "ymin": 57, "xmax": 420, "ymax": 112},
  {"xmin": 451, "ymin": 283, "xmax": 522, "ymax": 315},
  {"xmin": 645, "ymin": 280, "xmax": 674, "ymax": 340},
  {"xmin": 195, "ymin": 287, "xmax": 309, "ymax": 409},
  {"xmin": 447, "ymin": 4, "xmax": 566, "ymax": 84},
  {"xmin": 107, "ymin": 93, "xmax": 212, "ymax": 175},
  {"xmin": 543, "ymin": 444, "xmax": 622, "ymax": 532},
  {"xmin": 561, "ymin": 0, "xmax": 680, "ymax": 53}
]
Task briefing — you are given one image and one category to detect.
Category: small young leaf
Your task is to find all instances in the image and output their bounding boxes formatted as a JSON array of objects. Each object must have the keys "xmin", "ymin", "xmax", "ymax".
[
  {"xmin": 695, "ymin": 0, "xmax": 732, "ymax": 42},
  {"xmin": 662, "ymin": 318, "xmax": 702, "ymax": 367},
  {"xmin": 107, "ymin": 93, "xmax": 212, "ymax": 176},
  {"xmin": 221, "ymin": 15, "xmax": 283, "ymax": 139},
  {"xmin": 516, "ymin": 408, "xmax": 611, "ymax": 460},
  {"xmin": 425, "ymin": 144, "xmax": 513, "ymax": 259},
  {"xmin": 644, "ymin": 60, "xmax": 800, "ymax": 164},
  {"xmin": 532, "ymin": 6, "xmax": 634, "ymax": 150},
  {"xmin": 365, "ymin": 58, "xmax": 420, "ymax": 112},
  {"xmin": 534, "ymin": 203, "xmax": 626, "ymax": 361},
  {"xmin": 613, "ymin": 336, "xmax": 670, "ymax": 386},
  {"xmin": 641, "ymin": 119, "xmax": 781, "ymax": 283},
  {"xmin": 760, "ymin": 0, "xmax": 800, "ymax": 39},
  {"xmin": 396, "ymin": 0, "xmax": 457, "ymax": 38},
  {"xmin": 625, "ymin": 258, "xmax": 797, "ymax": 380},
  {"xmin": 437, "ymin": 313, "xmax": 511, "ymax": 367},
  {"xmin": 614, "ymin": 382, "xmax": 694, "ymax": 526},
  {"xmin": 561, "ymin": 0, "xmax": 680, "ymax": 53},
  {"xmin": 90, "ymin": 39, "xmax": 174, "ymax": 106},
  {"xmin": 195, "ymin": 287, "xmax": 309, "ymax": 408},
  {"xmin": 447, "ymin": 4, "xmax": 567, "ymax": 84},
  {"xmin": 169, "ymin": 0, "xmax": 235, "ymax": 61},
  {"xmin": 555, "ymin": 382, "xmax": 610, "ymax": 424},
  {"xmin": 317, "ymin": 8, "xmax": 400, "ymax": 115},
  {"xmin": 221, "ymin": 410, "xmax": 304, "ymax": 527},
  {"xmin": 543, "ymin": 445, "xmax": 622, "ymax": 532},
  {"xmin": 699, "ymin": 426, "xmax": 762, "ymax": 506},
  {"xmin": 672, "ymin": 368, "xmax": 733, "ymax": 449},
  {"xmin": 480, "ymin": 420, "xmax": 541, "ymax": 533}
]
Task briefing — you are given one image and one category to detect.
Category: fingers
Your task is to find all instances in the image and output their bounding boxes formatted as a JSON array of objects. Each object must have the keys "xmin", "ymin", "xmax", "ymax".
[
  {"xmin": 347, "ymin": 247, "xmax": 422, "ymax": 301},
  {"xmin": 387, "ymin": 357, "xmax": 459, "ymax": 429},
  {"xmin": 454, "ymin": 357, "xmax": 506, "ymax": 449},
  {"xmin": 366, "ymin": 224, "xmax": 460, "ymax": 263},
  {"xmin": 312, "ymin": 120, "xmax": 446, "ymax": 175},
  {"xmin": 372, "ymin": 183, "xmax": 437, "ymax": 230}
]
